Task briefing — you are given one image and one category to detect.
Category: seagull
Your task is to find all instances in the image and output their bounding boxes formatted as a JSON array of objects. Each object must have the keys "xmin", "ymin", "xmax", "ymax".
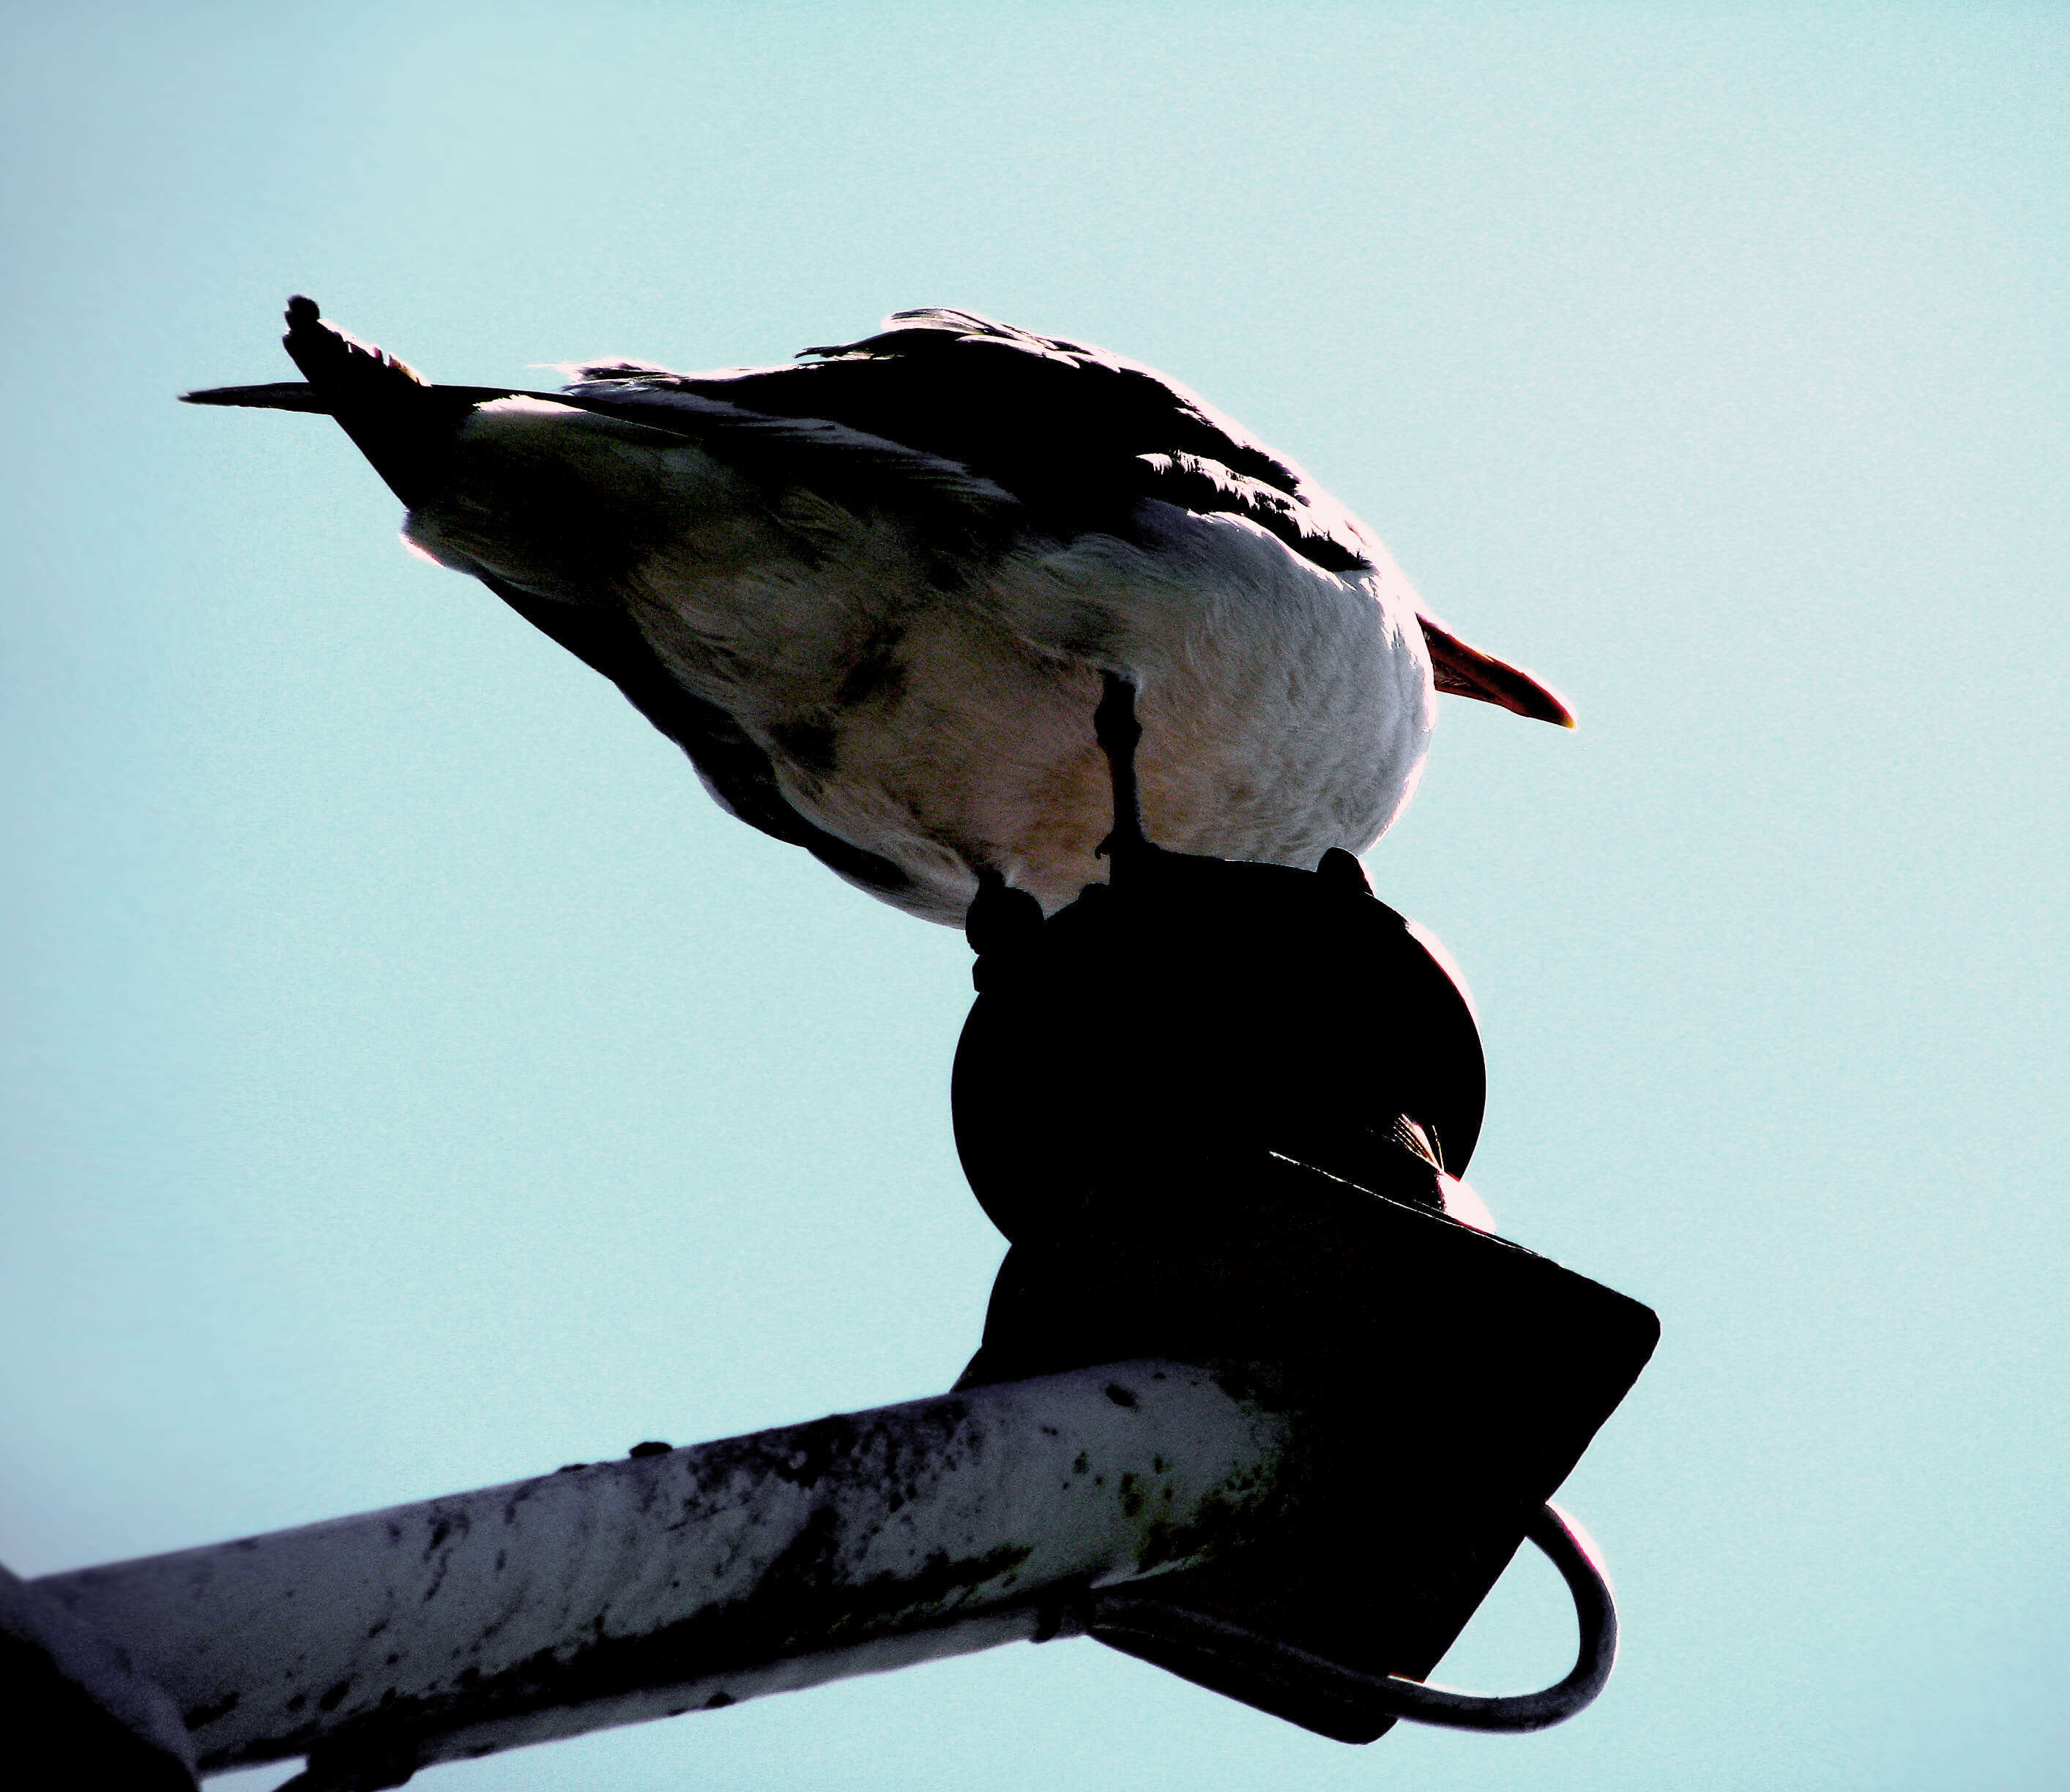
[{"xmin": 185, "ymin": 299, "xmax": 1571, "ymax": 925}]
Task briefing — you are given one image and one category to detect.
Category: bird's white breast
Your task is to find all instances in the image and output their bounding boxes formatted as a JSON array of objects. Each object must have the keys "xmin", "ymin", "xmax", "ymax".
[{"xmin": 405, "ymin": 399, "xmax": 1437, "ymax": 924}]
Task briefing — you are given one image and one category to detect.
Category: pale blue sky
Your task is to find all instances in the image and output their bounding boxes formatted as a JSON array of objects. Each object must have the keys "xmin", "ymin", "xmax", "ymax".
[{"xmin": 3, "ymin": 5, "xmax": 2066, "ymax": 1789}]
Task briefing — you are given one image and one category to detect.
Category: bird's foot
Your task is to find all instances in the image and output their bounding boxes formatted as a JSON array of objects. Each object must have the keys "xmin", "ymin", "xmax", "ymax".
[
  {"xmin": 966, "ymin": 869, "xmax": 1045, "ymax": 957},
  {"xmin": 1314, "ymin": 846, "xmax": 1374, "ymax": 896},
  {"xmin": 965, "ymin": 870, "xmax": 1045, "ymax": 989}
]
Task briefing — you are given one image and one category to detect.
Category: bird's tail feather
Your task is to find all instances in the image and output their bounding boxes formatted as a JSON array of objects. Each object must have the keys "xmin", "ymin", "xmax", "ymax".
[
  {"xmin": 283, "ymin": 294, "xmax": 458, "ymax": 504},
  {"xmin": 182, "ymin": 297, "xmax": 482, "ymax": 507},
  {"xmin": 278, "ymin": 293, "xmax": 430, "ymax": 399}
]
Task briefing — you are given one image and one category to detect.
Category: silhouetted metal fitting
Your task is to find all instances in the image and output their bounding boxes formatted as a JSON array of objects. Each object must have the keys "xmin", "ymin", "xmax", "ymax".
[{"xmin": 953, "ymin": 841, "xmax": 1486, "ymax": 1243}]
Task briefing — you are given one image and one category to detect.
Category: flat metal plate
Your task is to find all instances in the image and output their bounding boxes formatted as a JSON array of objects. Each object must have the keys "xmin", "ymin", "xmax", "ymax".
[{"xmin": 961, "ymin": 1153, "xmax": 1660, "ymax": 1741}]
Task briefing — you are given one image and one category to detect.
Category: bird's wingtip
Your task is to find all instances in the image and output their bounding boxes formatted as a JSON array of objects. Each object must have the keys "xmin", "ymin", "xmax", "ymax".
[{"xmin": 178, "ymin": 381, "xmax": 334, "ymax": 413}]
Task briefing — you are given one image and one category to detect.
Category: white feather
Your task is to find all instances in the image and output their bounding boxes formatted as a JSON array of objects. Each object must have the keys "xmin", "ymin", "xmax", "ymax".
[{"xmin": 405, "ymin": 398, "xmax": 1435, "ymax": 925}]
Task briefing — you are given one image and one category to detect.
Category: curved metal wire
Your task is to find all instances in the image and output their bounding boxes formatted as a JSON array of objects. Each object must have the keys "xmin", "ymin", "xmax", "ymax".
[{"xmin": 1089, "ymin": 1501, "xmax": 1617, "ymax": 1733}]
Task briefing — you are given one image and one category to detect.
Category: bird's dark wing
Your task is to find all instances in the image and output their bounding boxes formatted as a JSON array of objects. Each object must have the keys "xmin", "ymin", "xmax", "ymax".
[
  {"xmin": 562, "ymin": 310, "xmax": 1375, "ymax": 575},
  {"xmin": 188, "ymin": 303, "xmax": 1025, "ymax": 545},
  {"xmin": 592, "ymin": 310, "xmax": 1571, "ymax": 723}
]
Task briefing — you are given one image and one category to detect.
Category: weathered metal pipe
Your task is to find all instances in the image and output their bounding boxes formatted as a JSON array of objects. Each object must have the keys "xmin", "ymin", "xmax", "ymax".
[
  {"xmin": 29, "ymin": 1361, "xmax": 1291, "ymax": 1780},
  {"xmin": 0, "ymin": 1562, "xmax": 199, "ymax": 1789}
]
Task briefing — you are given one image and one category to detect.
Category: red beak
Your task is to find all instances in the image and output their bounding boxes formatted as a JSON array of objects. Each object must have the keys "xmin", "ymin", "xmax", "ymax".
[{"xmin": 1418, "ymin": 613, "xmax": 1576, "ymax": 728}]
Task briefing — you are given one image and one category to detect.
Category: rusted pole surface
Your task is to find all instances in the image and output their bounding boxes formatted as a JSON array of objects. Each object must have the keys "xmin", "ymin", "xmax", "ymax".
[{"xmin": 30, "ymin": 1361, "xmax": 1290, "ymax": 1780}]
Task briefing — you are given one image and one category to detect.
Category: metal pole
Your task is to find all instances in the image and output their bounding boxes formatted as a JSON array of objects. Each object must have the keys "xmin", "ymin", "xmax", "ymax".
[{"xmin": 28, "ymin": 1362, "xmax": 1290, "ymax": 1782}]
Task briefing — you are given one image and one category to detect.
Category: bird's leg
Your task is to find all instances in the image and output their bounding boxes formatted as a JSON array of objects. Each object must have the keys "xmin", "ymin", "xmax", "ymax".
[{"xmin": 1094, "ymin": 671, "xmax": 1153, "ymax": 875}]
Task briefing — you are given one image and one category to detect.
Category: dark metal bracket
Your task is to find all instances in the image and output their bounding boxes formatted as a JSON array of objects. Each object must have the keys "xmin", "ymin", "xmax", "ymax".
[{"xmin": 1090, "ymin": 1502, "xmax": 1616, "ymax": 1733}]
